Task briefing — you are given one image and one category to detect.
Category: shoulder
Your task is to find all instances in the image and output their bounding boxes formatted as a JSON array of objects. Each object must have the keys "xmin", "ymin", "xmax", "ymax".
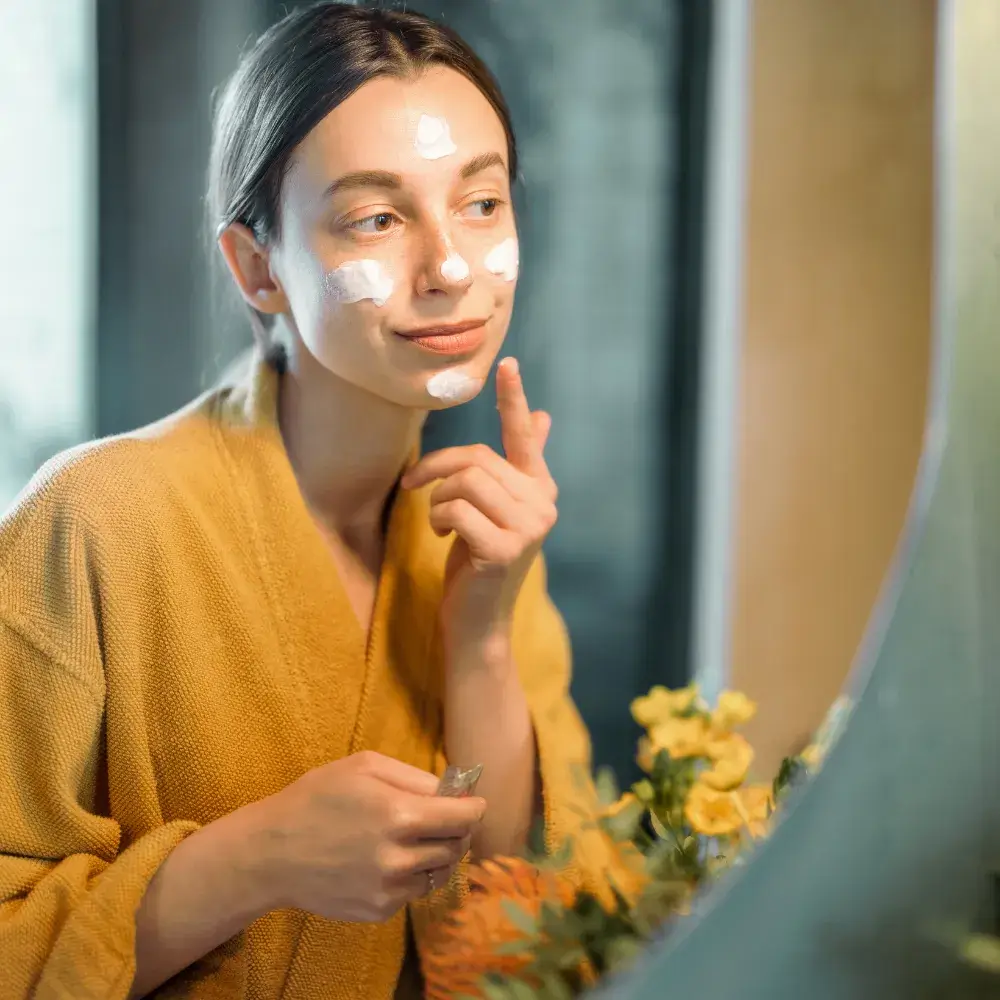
[{"xmin": 0, "ymin": 386, "xmax": 234, "ymax": 580}]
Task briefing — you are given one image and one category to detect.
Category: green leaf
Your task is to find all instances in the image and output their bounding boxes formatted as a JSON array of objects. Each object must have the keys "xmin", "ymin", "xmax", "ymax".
[
  {"xmin": 604, "ymin": 935, "xmax": 643, "ymax": 971},
  {"xmin": 632, "ymin": 778, "xmax": 655, "ymax": 803},
  {"xmin": 556, "ymin": 945, "xmax": 589, "ymax": 970},
  {"xmin": 602, "ymin": 798, "xmax": 645, "ymax": 842},
  {"xmin": 549, "ymin": 838, "xmax": 574, "ymax": 868},
  {"xmin": 495, "ymin": 938, "xmax": 537, "ymax": 957},
  {"xmin": 501, "ymin": 899, "xmax": 538, "ymax": 936},
  {"xmin": 594, "ymin": 766, "xmax": 620, "ymax": 807},
  {"xmin": 773, "ymin": 755, "xmax": 807, "ymax": 799},
  {"xmin": 507, "ymin": 978, "xmax": 541, "ymax": 1000},
  {"xmin": 526, "ymin": 815, "xmax": 549, "ymax": 860},
  {"xmin": 651, "ymin": 749, "xmax": 674, "ymax": 785},
  {"xmin": 538, "ymin": 972, "xmax": 574, "ymax": 1000},
  {"xmin": 481, "ymin": 977, "xmax": 516, "ymax": 1000}
]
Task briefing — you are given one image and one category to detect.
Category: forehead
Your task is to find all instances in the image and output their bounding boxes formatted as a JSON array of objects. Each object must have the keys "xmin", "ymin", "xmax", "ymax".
[{"xmin": 291, "ymin": 66, "xmax": 509, "ymax": 190}]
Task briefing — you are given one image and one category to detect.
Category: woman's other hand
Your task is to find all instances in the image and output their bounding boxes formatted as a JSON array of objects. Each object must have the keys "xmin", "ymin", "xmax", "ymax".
[{"xmin": 250, "ymin": 751, "xmax": 483, "ymax": 922}]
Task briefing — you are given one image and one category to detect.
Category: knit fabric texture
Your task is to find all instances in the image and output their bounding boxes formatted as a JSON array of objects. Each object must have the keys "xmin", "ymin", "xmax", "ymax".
[{"xmin": 0, "ymin": 354, "xmax": 618, "ymax": 999}]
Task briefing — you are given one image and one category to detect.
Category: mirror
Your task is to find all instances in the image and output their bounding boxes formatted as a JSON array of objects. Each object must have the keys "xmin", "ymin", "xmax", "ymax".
[
  {"xmin": 599, "ymin": 0, "xmax": 1000, "ymax": 996},
  {"xmin": 719, "ymin": 0, "xmax": 937, "ymax": 778}
]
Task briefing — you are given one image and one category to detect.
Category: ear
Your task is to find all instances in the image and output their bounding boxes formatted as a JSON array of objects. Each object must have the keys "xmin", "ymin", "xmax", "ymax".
[{"xmin": 217, "ymin": 223, "xmax": 289, "ymax": 316}]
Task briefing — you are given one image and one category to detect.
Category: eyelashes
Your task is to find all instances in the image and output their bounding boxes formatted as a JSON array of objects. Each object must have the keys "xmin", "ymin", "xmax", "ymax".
[{"xmin": 345, "ymin": 198, "xmax": 505, "ymax": 236}]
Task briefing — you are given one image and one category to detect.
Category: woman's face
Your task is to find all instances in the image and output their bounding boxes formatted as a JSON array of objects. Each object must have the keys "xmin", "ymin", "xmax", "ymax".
[{"xmin": 268, "ymin": 67, "xmax": 518, "ymax": 409}]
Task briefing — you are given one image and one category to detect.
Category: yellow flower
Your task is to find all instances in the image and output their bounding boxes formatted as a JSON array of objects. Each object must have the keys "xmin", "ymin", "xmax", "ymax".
[
  {"xmin": 636, "ymin": 736, "xmax": 656, "ymax": 773},
  {"xmin": 603, "ymin": 792, "xmax": 638, "ymax": 819},
  {"xmin": 630, "ymin": 684, "xmax": 699, "ymax": 729},
  {"xmin": 735, "ymin": 784, "xmax": 772, "ymax": 838},
  {"xmin": 711, "ymin": 690, "xmax": 757, "ymax": 730},
  {"xmin": 684, "ymin": 784, "xmax": 743, "ymax": 837},
  {"xmin": 700, "ymin": 733, "xmax": 754, "ymax": 790},
  {"xmin": 647, "ymin": 716, "xmax": 712, "ymax": 760}
]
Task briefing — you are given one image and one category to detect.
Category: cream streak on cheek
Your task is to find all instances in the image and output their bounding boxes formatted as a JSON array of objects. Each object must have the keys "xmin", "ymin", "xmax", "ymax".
[
  {"xmin": 323, "ymin": 259, "xmax": 394, "ymax": 306},
  {"xmin": 414, "ymin": 114, "xmax": 458, "ymax": 160},
  {"xmin": 484, "ymin": 238, "xmax": 519, "ymax": 282}
]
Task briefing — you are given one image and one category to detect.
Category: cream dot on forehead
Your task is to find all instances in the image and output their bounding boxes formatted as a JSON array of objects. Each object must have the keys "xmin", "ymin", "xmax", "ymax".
[
  {"xmin": 414, "ymin": 114, "xmax": 458, "ymax": 160},
  {"xmin": 324, "ymin": 259, "xmax": 393, "ymax": 307},
  {"xmin": 484, "ymin": 238, "xmax": 519, "ymax": 282}
]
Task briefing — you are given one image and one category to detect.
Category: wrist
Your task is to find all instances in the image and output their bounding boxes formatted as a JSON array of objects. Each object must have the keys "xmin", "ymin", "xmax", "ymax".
[
  {"xmin": 443, "ymin": 623, "xmax": 514, "ymax": 672},
  {"xmin": 216, "ymin": 798, "xmax": 290, "ymax": 915}
]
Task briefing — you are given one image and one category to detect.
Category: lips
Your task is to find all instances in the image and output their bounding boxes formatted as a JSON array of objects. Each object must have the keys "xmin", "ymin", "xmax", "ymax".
[{"xmin": 394, "ymin": 319, "xmax": 488, "ymax": 355}]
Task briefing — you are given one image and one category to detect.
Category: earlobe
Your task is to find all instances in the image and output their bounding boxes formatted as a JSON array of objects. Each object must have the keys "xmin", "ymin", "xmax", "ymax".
[{"xmin": 217, "ymin": 222, "xmax": 288, "ymax": 316}]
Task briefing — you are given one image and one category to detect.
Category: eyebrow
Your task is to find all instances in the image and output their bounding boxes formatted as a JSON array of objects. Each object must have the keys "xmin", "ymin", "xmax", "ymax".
[{"xmin": 323, "ymin": 151, "xmax": 508, "ymax": 200}]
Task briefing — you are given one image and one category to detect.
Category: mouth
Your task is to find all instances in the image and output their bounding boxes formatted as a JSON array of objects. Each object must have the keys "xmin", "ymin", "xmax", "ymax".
[{"xmin": 394, "ymin": 318, "xmax": 489, "ymax": 355}]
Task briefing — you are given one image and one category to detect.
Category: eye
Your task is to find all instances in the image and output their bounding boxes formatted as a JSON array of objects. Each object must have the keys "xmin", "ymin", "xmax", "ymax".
[
  {"xmin": 462, "ymin": 198, "xmax": 501, "ymax": 219},
  {"xmin": 350, "ymin": 212, "xmax": 399, "ymax": 234}
]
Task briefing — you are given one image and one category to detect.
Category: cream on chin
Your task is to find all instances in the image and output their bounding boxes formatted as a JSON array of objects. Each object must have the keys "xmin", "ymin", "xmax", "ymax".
[{"xmin": 425, "ymin": 368, "xmax": 483, "ymax": 405}]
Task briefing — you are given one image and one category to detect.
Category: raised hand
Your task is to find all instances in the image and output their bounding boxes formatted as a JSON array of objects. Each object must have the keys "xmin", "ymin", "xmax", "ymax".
[{"xmin": 401, "ymin": 357, "xmax": 557, "ymax": 648}]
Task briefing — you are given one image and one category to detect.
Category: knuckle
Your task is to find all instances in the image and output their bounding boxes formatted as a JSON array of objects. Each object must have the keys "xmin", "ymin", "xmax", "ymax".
[
  {"xmin": 496, "ymin": 539, "xmax": 523, "ymax": 567},
  {"xmin": 461, "ymin": 465, "xmax": 488, "ymax": 489},
  {"xmin": 374, "ymin": 843, "xmax": 394, "ymax": 876},
  {"xmin": 473, "ymin": 443, "xmax": 493, "ymax": 463},
  {"xmin": 376, "ymin": 844, "xmax": 405, "ymax": 877},
  {"xmin": 389, "ymin": 802, "xmax": 414, "ymax": 832},
  {"xmin": 540, "ymin": 502, "xmax": 558, "ymax": 531}
]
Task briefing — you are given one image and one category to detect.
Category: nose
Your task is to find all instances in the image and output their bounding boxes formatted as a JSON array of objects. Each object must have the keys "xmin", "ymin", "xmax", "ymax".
[{"xmin": 414, "ymin": 221, "xmax": 472, "ymax": 298}]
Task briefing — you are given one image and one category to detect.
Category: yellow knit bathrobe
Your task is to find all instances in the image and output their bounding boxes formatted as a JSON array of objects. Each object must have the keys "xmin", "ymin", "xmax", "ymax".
[{"xmin": 0, "ymin": 354, "xmax": 619, "ymax": 999}]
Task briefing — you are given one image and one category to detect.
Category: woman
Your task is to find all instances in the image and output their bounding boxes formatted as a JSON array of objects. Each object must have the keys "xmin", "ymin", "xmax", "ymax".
[{"xmin": 0, "ymin": 4, "xmax": 619, "ymax": 998}]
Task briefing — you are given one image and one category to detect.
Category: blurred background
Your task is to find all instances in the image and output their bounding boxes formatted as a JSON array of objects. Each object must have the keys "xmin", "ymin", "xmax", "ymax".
[{"xmin": 0, "ymin": 0, "xmax": 939, "ymax": 787}]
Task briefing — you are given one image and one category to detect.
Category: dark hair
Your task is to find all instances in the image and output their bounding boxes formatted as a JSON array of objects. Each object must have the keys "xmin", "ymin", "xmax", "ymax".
[{"xmin": 207, "ymin": 2, "xmax": 517, "ymax": 346}]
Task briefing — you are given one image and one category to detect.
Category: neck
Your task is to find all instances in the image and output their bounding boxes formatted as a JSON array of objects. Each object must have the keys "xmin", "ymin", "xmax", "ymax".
[{"xmin": 277, "ymin": 341, "xmax": 426, "ymax": 539}]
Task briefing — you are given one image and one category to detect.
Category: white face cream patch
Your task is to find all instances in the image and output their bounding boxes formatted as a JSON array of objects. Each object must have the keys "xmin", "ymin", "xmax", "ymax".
[
  {"xmin": 324, "ymin": 259, "xmax": 394, "ymax": 307},
  {"xmin": 484, "ymin": 238, "xmax": 519, "ymax": 282},
  {"xmin": 440, "ymin": 252, "xmax": 470, "ymax": 283},
  {"xmin": 426, "ymin": 369, "xmax": 482, "ymax": 404},
  {"xmin": 414, "ymin": 114, "xmax": 457, "ymax": 160}
]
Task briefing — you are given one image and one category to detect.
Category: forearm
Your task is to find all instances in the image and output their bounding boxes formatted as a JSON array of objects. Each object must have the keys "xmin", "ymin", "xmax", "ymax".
[
  {"xmin": 128, "ymin": 801, "xmax": 277, "ymax": 999},
  {"xmin": 444, "ymin": 631, "xmax": 538, "ymax": 860}
]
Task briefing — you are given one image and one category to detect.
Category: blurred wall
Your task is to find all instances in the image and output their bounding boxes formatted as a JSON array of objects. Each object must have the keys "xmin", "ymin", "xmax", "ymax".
[
  {"xmin": 96, "ymin": 0, "xmax": 267, "ymax": 436},
  {"xmin": 731, "ymin": 0, "xmax": 936, "ymax": 776}
]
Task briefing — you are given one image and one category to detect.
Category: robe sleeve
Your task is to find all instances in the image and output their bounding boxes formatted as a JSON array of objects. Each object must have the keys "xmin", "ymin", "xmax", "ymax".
[
  {"xmin": 0, "ymin": 611, "xmax": 199, "ymax": 1000},
  {"xmin": 511, "ymin": 555, "xmax": 632, "ymax": 895}
]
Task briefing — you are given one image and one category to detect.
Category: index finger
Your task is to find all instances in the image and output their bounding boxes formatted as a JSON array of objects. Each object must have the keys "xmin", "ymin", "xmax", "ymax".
[
  {"xmin": 497, "ymin": 358, "xmax": 544, "ymax": 476},
  {"xmin": 398, "ymin": 794, "xmax": 488, "ymax": 841},
  {"xmin": 355, "ymin": 751, "xmax": 440, "ymax": 796}
]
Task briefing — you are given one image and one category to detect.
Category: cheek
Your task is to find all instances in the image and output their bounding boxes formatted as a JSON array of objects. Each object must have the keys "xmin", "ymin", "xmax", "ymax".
[
  {"xmin": 323, "ymin": 259, "xmax": 394, "ymax": 307},
  {"xmin": 481, "ymin": 237, "xmax": 519, "ymax": 283}
]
